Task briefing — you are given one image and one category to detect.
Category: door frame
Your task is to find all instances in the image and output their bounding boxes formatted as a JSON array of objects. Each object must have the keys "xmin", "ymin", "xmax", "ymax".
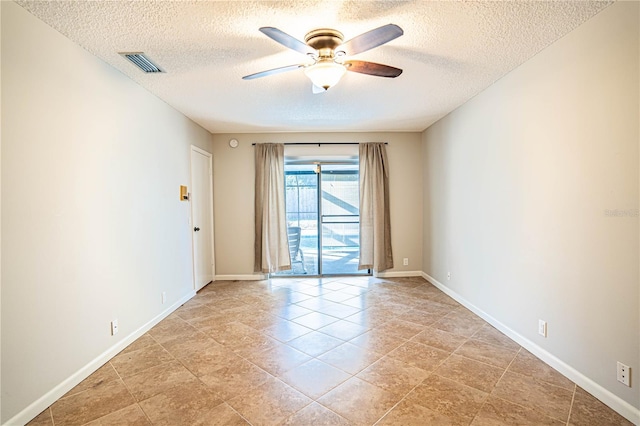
[
  {"xmin": 276, "ymin": 160, "xmax": 371, "ymax": 277},
  {"xmin": 190, "ymin": 145, "xmax": 215, "ymax": 290}
]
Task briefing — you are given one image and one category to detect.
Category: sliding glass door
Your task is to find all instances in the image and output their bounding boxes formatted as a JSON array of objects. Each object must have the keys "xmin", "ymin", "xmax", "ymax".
[
  {"xmin": 275, "ymin": 161, "xmax": 369, "ymax": 276},
  {"xmin": 320, "ymin": 164, "xmax": 361, "ymax": 274}
]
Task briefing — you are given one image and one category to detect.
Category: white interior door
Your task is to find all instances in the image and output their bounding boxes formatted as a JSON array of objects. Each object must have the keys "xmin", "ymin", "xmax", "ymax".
[{"xmin": 191, "ymin": 147, "xmax": 214, "ymax": 291}]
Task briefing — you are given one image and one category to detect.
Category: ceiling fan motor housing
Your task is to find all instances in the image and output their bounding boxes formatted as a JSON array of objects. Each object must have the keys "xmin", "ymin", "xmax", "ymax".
[{"xmin": 305, "ymin": 29, "xmax": 344, "ymax": 58}]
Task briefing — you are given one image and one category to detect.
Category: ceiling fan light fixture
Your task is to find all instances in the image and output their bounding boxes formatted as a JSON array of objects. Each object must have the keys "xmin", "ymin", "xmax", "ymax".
[{"xmin": 304, "ymin": 61, "xmax": 346, "ymax": 90}]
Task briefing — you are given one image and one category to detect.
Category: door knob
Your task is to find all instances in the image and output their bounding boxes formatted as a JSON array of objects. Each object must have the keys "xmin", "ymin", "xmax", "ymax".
[{"xmin": 194, "ymin": 227, "xmax": 200, "ymax": 232}]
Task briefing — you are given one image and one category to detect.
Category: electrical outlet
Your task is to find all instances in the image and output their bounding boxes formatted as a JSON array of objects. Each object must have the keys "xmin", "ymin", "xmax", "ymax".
[
  {"xmin": 447, "ymin": 272, "xmax": 451, "ymax": 280},
  {"xmin": 162, "ymin": 292, "xmax": 166, "ymax": 304},
  {"xmin": 617, "ymin": 362, "xmax": 631, "ymax": 386},
  {"xmin": 538, "ymin": 320, "xmax": 547, "ymax": 337},
  {"xmin": 403, "ymin": 258, "xmax": 409, "ymax": 266},
  {"xmin": 111, "ymin": 319, "xmax": 119, "ymax": 336}
]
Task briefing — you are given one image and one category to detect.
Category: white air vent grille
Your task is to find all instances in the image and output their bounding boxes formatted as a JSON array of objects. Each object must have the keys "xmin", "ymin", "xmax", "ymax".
[{"xmin": 119, "ymin": 52, "xmax": 165, "ymax": 73}]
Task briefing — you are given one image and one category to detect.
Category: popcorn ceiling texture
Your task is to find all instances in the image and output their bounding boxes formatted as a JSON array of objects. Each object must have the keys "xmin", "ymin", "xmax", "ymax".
[{"xmin": 16, "ymin": 1, "xmax": 611, "ymax": 133}]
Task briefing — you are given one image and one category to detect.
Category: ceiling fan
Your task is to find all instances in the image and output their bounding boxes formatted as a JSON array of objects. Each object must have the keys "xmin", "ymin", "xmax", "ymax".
[{"xmin": 242, "ymin": 24, "xmax": 404, "ymax": 93}]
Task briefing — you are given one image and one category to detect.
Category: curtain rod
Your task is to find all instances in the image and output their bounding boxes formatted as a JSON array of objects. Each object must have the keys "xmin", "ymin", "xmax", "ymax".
[{"xmin": 251, "ymin": 142, "xmax": 388, "ymax": 146}]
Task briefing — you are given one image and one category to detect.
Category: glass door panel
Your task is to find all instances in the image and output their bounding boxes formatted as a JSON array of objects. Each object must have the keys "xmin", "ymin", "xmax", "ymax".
[
  {"xmin": 320, "ymin": 164, "xmax": 366, "ymax": 275},
  {"xmin": 282, "ymin": 164, "xmax": 319, "ymax": 275},
  {"xmin": 274, "ymin": 161, "xmax": 369, "ymax": 277}
]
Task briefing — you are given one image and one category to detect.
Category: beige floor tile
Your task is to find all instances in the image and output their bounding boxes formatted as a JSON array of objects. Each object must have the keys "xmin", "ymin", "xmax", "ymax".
[
  {"xmin": 291, "ymin": 311, "xmax": 340, "ymax": 329},
  {"xmin": 321, "ymin": 281, "xmax": 350, "ymax": 291},
  {"xmin": 280, "ymin": 359, "xmax": 351, "ymax": 399},
  {"xmin": 413, "ymin": 298, "xmax": 456, "ymax": 316},
  {"xmin": 432, "ymin": 314, "xmax": 485, "ymax": 337},
  {"xmin": 282, "ymin": 402, "xmax": 353, "ymax": 425},
  {"xmin": 405, "ymin": 374, "xmax": 488, "ymax": 424},
  {"xmin": 200, "ymin": 402, "xmax": 250, "ymax": 425},
  {"xmin": 349, "ymin": 329, "xmax": 406, "ymax": 355},
  {"xmin": 357, "ymin": 355, "xmax": 430, "ymax": 398},
  {"xmin": 280, "ymin": 291, "xmax": 313, "ymax": 304},
  {"xmin": 198, "ymin": 357, "xmax": 272, "ymax": 400},
  {"xmin": 471, "ymin": 324, "xmax": 521, "ymax": 351},
  {"xmin": 122, "ymin": 360, "xmax": 200, "ymax": 402},
  {"xmin": 227, "ymin": 376, "xmax": 312, "ymax": 426},
  {"xmin": 317, "ymin": 342, "xmax": 383, "ymax": 375},
  {"xmin": 25, "ymin": 409, "xmax": 53, "ymax": 426},
  {"xmin": 138, "ymin": 382, "xmax": 224, "ymax": 426},
  {"xmin": 204, "ymin": 321, "xmax": 259, "ymax": 346},
  {"xmin": 412, "ymin": 327, "xmax": 467, "ymax": 352},
  {"xmin": 318, "ymin": 303, "xmax": 361, "ymax": 319},
  {"xmin": 158, "ymin": 330, "xmax": 219, "ymax": 359},
  {"xmin": 471, "ymin": 396, "xmax": 565, "ymax": 425},
  {"xmin": 211, "ymin": 297, "xmax": 248, "ymax": 313},
  {"xmin": 434, "ymin": 354, "xmax": 505, "ymax": 393},
  {"xmin": 321, "ymin": 290, "xmax": 356, "ymax": 303},
  {"xmin": 377, "ymin": 398, "xmax": 459, "ymax": 425},
  {"xmin": 343, "ymin": 308, "xmax": 394, "ymax": 328},
  {"xmin": 273, "ymin": 304, "xmax": 314, "ymax": 320},
  {"xmin": 339, "ymin": 296, "xmax": 372, "ymax": 309},
  {"xmin": 236, "ymin": 311, "xmax": 282, "ymax": 331},
  {"xmin": 51, "ymin": 379, "xmax": 135, "ymax": 426},
  {"xmin": 173, "ymin": 303, "xmax": 215, "ymax": 321},
  {"xmin": 110, "ymin": 343, "xmax": 174, "ymax": 378},
  {"xmin": 387, "ymin": 341, "xmax": 450, "ymax": 372},
  {"xmin": 454, "ymin": 339, "xmax": 518, "ymax": 369},
  {"xmin": 395, "ymin": 309, "xmax": 445, "ymax": 328},
  {"xmin": 148, "ymin": 318, "xmax": 197, "ymax": 344},
  {"xmin": 295, "ymin": 296, "xmax": 330, "ymax": 310},
  {"xmin": 508, "ymin": 349, "xmax": 575, "ymax": 390},
  {"xmin": 84, "ymin": 404, "xmax": 151, "ymax": 425},
  {"xmin": 296, "ymin": 285, "xmax": 333, "ymax": 297},
  {"xmin": 492, "ymin": 371, "xmax": 574, "ymax": 422},
  {"xmin": 376, "ymin": 318, "xmax": 427, "ymax": 338},
  {"xmin": 262, "ymin": 319, "xmax": 313, "ymax": 342},
  {"xmin": 227, "ymin": 329, "xmax": 280, "ymax": 357},
  {"xmin": 339, "ymin": 285, "xmax": 370, "ymax": 296},
  {"xmin": 568, "ymin": 387, "xmax": 634, "ymax": 426},
  {"xmin": 119, "ymin": 334, "xmax": 157, "ymax": 355},
  {"xmin": 287, "ymin": 330, "xmax": 344, "ymax": 356},
  {"xmin": 432, "ymin": 292, "xmax": 460, "ymax": 307},
  {"xmin": 186, "ymin": 312, "xmax": 233, "ymax": 331},
  {"xmin": 63, "ymin": 362, "xmax": 120, "ymax": 398},
  {"xmin": 317, "ymin": 376, "xmax": 400, "ymax": 425},
  {"xmin": 317, "ymin": 319, "xmax": 369, "ymax": 340},
  {"xmin": 244, "ymin": 341, "xmax": 312, "ymax": 376},
  {"xmin": 28, "ymin": 277, "xmax": 630, "ymax": 426},
  {"xmin": 177, "ymin": 340, "xmax": 243, "ymax": 377}
]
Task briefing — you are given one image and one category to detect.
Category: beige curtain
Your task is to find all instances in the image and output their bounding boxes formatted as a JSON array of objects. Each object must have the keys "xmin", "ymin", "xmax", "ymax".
[
  {"xmin": 359, "ymin": 143, "xmax": 393, "ymax": 272},
  {"xmin": 254, "ymin": 143, "xmax": 291, "ymax": 273}
]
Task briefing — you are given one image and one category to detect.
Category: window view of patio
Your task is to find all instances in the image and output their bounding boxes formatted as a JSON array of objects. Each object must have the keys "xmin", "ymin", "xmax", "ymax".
[{"xmin": 275, "ymin": 162, "xmax": 369, "ymax": 277}]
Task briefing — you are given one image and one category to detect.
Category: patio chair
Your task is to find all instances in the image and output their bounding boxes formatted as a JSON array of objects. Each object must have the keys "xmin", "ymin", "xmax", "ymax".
[{"xmin": 287, "ymin": 226, "xmax": 306, "ymax": 274}]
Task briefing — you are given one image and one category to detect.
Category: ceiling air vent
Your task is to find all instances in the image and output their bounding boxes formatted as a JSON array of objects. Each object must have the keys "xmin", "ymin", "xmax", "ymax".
[{"xmin": 119, "ymin": 52, "xmax": 165, "ymax": 73}]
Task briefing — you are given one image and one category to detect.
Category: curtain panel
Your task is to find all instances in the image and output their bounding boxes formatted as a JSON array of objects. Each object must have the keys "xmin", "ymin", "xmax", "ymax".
[
  {"xmin": 254, "ymin": 143, "xmax": 291, "ymax": 273},
  {"xmin": 359, "ymin": 143, "xmax": 394, "ymax": 272}
]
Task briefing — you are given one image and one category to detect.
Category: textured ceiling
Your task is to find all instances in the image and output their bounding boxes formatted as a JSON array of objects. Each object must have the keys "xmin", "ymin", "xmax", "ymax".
[{"xmin": 17, "ymin": 1, "xmax": 611, "ymax": 133}]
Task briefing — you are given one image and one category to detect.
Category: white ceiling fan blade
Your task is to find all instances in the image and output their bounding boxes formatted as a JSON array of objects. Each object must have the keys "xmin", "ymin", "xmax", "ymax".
[
  {"xmin": 259, "ymin": 27, "xmax": 316, "ymax": 55},
  {"xmin": 242, "ymin": 64, "xmax": 303, "ymax": 80},
  {"xmin": 338, "ymin": 24, "xmax": 403, "ymax": 56}
]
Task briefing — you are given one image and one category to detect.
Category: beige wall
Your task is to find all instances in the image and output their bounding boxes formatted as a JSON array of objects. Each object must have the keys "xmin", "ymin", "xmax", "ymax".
[
  {"xmin": 422, "ymin": 1, "xmax": 639, "ymax": 418},
  {"xmin": 1, "ymin": 2, "xmax": 212, "ymax": 423},
  {"xmin": 211, "ymin": 132, "xmax": 423, "ymax": 277}
]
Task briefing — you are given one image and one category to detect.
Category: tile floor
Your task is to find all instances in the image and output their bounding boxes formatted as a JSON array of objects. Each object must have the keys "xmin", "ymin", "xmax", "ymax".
[{"xmin": 28, "ymin": 276, "xmax": 632, "ymax": 426}]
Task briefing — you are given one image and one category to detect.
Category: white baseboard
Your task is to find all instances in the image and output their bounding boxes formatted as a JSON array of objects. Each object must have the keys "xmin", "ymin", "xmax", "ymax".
[
  {"xmin": 215, "ymin": 272, "xmax": 422, "ymax": 281},
  {"xmin": 7, "ymin": 290, "xmax": 196, "ymax": 426},
  {"xmin": 215, "ymin": 274, "xmax": 267, "ymax": 281},
  {"xmin": 421, "ymin": 272, "xmax": 640, "ymax": 425},
  {"xmin": 374, "ymin": 270, "xmax": 423, "ymax": 278}
]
